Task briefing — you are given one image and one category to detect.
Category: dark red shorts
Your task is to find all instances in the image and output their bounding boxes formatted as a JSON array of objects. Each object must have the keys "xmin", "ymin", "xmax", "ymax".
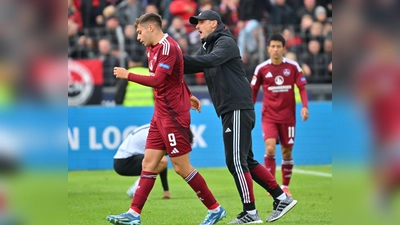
[
  {"xmin": 262, "ymin": 121, "xmax": 295, "ymax": 147},
  {"xmin": 146, "ymin": 112, "xmax": 192, "ymax": 157}
]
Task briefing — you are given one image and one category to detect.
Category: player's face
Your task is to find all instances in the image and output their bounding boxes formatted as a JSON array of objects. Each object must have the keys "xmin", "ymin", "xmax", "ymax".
[
  {"xmin": 268, "ymin": 40, "xmax": 285, "ymax": 59},
  {"xmin": 196, "ymin": 20, "xmax": 216, "ymax": 40},
  {"xmin": 136, "ymin": 23, "xmax": 152, "ymax": 47}
]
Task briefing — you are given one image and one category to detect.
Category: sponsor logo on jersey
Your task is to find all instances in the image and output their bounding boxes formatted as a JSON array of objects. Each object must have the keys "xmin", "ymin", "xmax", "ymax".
[
  {"xmin": 159, "ymin": 63, "xmax": 170, "ymax": 69},
  {"xmin": 224, "ymin": 127, "xmax": 232, "ymax": 133},
  {"xmin": 301, "ymin": 77, "xmax": 306, "ymax": 82},
  {"xmin": 149, "ymin": 60, "xmax": 153, "ymax": 70}
]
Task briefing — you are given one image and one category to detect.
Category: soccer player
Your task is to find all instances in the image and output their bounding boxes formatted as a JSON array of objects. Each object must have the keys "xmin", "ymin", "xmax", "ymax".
[
  {"xmin": 251, "ymin": 34, "xmax": 309, "ymax": 197},
  {"xmin": 113, "ymin": 123, "xmax": 171, "ymax": 199},
  {"xmin": 107, "ymin": 13, "xmax": 226, "ymax": 225},
  {"xmin": 183, "ymin": 10, "xmax": 297, "ymax": 223}
]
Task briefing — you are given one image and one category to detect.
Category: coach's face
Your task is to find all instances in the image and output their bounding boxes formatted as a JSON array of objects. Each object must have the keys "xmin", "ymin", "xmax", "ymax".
[
  {"xmin": 268, "ymin": 40, "xmax": 285, "ymax": 60},
  {"xmin": 196, "ymin": 20, "xmax": 217, "ymax": 41},
  {"xmin": 137, "ymin": 23, "xmax": 153, "ymax": 47}
]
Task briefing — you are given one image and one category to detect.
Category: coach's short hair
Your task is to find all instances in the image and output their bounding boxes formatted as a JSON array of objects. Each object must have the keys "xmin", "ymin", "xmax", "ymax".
[
  {"xmin": 268, "ymin": 33, "xmax": 286, "ymax": 47},
  {"xmin": 134, "ymin": 13, "xmax": 162, "ymax": 29}
]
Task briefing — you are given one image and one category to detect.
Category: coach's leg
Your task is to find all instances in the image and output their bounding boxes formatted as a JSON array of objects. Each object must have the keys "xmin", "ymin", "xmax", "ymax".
[{"xmin": 223, "ymin": 110, "xmax": 257, "ymax": 212}]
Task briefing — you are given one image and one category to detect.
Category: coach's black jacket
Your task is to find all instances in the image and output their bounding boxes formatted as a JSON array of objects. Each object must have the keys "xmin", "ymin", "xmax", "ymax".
[{"xmin": 183, "ymin": 25, "xmax": 254, "ymax": 117}]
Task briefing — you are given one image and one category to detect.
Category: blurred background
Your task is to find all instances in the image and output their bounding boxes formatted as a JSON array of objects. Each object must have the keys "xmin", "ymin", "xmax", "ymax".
[{"xmin": 67, "ymin": 0, "xmax": 332, "ymax": 106}]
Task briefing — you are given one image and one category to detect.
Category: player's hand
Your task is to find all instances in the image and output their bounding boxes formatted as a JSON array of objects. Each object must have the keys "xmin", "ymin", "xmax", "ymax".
[
  {"xmin": 301, "ymin": 107, "xmax": 309, "ymax": 121},
  {"xmin": 114, "ymin": 67, "xmax": 129, "ymax": 79},
  {"xmin": 190, "ymin": 95, "xmax": 201, "ymax": 113}
]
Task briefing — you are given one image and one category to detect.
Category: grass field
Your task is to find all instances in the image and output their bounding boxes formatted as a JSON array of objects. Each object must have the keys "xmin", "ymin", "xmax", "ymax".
[{"xmin": 68, "ymin": 165, "xmax": 332, "ymax": 225}]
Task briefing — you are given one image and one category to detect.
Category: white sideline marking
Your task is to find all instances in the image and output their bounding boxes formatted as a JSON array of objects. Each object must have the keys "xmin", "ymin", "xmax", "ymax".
[{"xmin": 277, "ymin": 168, "xmax": 332, "ymax": 177}]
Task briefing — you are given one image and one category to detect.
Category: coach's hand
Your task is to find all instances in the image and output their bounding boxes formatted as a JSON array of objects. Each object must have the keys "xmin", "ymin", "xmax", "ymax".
[
  {"xmin": 190, "ymin": 95, "xmax": 201, "ymax": 113},
  {"xmin": 114, "ymin": 67, "xmax": 129, "ymax": 79},
  {"xmin": 301, "ymin": 107, "xmax": 309, "ymax": 121}
]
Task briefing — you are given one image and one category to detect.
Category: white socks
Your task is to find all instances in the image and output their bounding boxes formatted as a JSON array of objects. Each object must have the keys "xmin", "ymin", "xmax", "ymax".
[
  {"xmin": 246, "ymin": 209, "xmax": 257, "ymax": 215},
  {"xmin": 208, "ymin": 206, "xmax": 220, "ymax": 213},
  {"xmin": 277, "ymin": 193, "xmax": 287, "ymax": 201},
  {"xmin": 127, "ymin": 208, "xmax": 140, "ymax": 216}
]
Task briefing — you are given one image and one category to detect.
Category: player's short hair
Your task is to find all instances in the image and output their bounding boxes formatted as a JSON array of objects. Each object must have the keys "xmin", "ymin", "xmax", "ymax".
[
  {"xmin": 134, "ymin": 13, "xmax": 162, "ymax": 29},
  {"xmin": 268, "ymin": 33, "xmax": 286, "ymax": 47}
]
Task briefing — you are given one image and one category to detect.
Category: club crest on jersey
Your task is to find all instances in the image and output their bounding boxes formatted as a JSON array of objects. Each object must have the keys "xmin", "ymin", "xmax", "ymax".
[
  {"xmin": 153, "ymin": 53, "xmax": 158, "ymax": 61},
  {"xmin": 275, "ymin": 76, "xmax": 284, "ymax": 85},
  {"xmin": 283, "ymin": 69, "xmax": 290, "ymax": 76}
]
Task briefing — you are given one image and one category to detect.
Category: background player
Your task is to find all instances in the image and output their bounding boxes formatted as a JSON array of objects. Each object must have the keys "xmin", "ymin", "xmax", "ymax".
[{"xmin": 251, "ymin": 34, "xmax": 309, "ymax": 197}]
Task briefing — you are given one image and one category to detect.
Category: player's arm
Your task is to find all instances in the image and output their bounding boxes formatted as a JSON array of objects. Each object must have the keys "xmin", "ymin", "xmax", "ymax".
[
  {"xmin": 250, "ymin": 67, "xmax": 263, "ymax": 103},
  {"xmin": 113, "ymin": 66, "xmax": 168, "ymax": 88},
  {"xmin": 183, "ymin": 36, "xmax": 236, "ymax": 69},
  {"xmin": 295, "ymin": 65, "xmax": 309, "ymax": 121},
  {"xmin": 184, "ymin": 81, "xmax": 201, "ymax": 112}
]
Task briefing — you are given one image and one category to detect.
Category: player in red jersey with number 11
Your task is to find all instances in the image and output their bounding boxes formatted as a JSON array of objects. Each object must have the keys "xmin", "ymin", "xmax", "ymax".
[{"xmin": 251, "ymin": 34, "xmax": 309, "ymax": 197}]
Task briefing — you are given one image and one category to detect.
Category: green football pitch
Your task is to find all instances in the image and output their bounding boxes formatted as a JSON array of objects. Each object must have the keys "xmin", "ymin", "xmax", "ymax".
[{"xmin": 68, "ymin": 166, "xmax": 332, "ymax": 225}]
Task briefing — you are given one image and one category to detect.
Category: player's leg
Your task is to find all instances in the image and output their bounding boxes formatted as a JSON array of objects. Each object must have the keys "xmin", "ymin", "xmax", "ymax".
[
  {"xmin": 163, "ymin": 114, "xmax": 225, "ymax": 224},
  {"xmin": 107, "ymin": 149, "xmax": 165, "ymax": 225},
  {"xmin": 113, "ymin": 155, "xmax": 145, "ymax": 198},
  {"xmin": 278, "ymin": 123, "xmax": 295, "ymax": 196},
  {"xmin": 157, "ymin": 156, "xmax": 170, "ymax": 199},
  {"xmin": 107, "ymin": 120, "xmax": 166, "ymax": 225},
  {"xmin": 262, "ymin": 121, "xmax": 279, "ymax": 178}
]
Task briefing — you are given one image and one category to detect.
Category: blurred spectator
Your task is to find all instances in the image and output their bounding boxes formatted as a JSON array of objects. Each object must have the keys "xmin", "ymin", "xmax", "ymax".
[
  {"xmin": 169, "ymin": 0, "xmax": 198, "ymax": 33},
  {"xmin": 98, "ymin": 38, "xmax": 120, "ymax": 87},
  {"xmin": 68, "ymin": 0, "xmax": 83, "ymax": 30},
  {"xmin": 300, "ymin": 39, "xmax": 330, "ymax": 83},
  {"xmin": 198, "ymin": 0, "xmax": 214, "ymax": 11},
  {"xmin": 314, "ymin": 5, "xmax": 327, "ymax": 25},
  {"xmin": 296, "ymin": 0, "xmax": 316, "ymax": 24},
  {"xmin": 282, "ymin": 28, "xmax": 304, "ymax": 56},
  {"xmin": 237, "ymin": 0, "xmax": 266, "ymax": 62},
  {"xmin": 299, "ymin": 14, "xmax": 313, "ymax": 38},
  {"xmin": 306, "ymin": 21, "xmax": 324, "ymax": 50},
  {"xmin": 124, "ymin": 24, "xmax": 146, "ymax": 68},
  {"xmin": 323, "ymin": 35, "xmax": 332, "ymax": 77},
  {"xmin": 168, "ymin": 17, "xmax": 189, "ymax": 53},
  {"xmin": 267, "ymin": 0, "xmax": 297, "ymax": 28},
  {"xmin": 215, "ymin": 0, "xmax": 240, "ymax": 38},
  {"xmin": 81, "ymin": 0, "xmax": 110, "ymax": 28},
  {"xmin": 103, "ymin": 5, "xmax": 117, "ymax": 19},
  {"xmin": 116, "ymin": 0, "xmax": 145, "ymax": 27}
]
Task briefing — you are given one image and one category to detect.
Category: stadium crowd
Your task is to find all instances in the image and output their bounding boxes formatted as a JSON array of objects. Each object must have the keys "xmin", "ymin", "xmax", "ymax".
[{"xmin": 68, "ymin": 0, "xmax": 332, "ymax": 87}]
